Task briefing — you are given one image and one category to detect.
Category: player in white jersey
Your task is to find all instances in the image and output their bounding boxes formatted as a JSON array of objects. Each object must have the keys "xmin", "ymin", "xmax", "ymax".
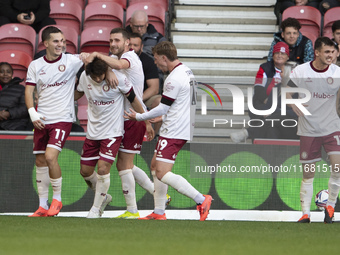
[
  {"xmin": 24, "ymin": 26, "xmax": 117, "ymax": 218},
  {"xmin": 287, "ymin": 37, "xmax": 340, "ymax": 223},
  {"xmin": 125, "ymin": 41, "xmax": 212, "ymax": 221},
  {"xmin": 85, "ymin": 28, "xmax": 171, "ymax": 219},
  {"xmin": 74, "ymin": 57, "xmax": 146, "ymax": 218}
]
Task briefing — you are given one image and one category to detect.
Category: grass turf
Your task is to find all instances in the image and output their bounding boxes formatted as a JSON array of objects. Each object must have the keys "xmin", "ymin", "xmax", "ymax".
[{"xmin": 0, "ymin": 216, "xmax": 339, "ymax": 255}]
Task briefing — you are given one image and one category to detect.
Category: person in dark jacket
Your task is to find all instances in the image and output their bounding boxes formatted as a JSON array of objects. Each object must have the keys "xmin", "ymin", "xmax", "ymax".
[
  {"xmin": 231, "ymin": 42, "xmax": 299, "ymax": 143},
  {"xmin": 268, "ymin": 17, "xmax": 314, "ymax": 65},
  {"xmin": 126, "ymin": 10, "xmax": 167, "ymax": 92},
  {"xmin": 126, "ymin": 10, "xmax": 166, "ymax": 59},
  {"xmin": 0, "ymin": 62, "xmax": 29, "ymax": 130},
  {"xmin": 0, "ymin": 0, "xmax": 56, "ymax": 33}
]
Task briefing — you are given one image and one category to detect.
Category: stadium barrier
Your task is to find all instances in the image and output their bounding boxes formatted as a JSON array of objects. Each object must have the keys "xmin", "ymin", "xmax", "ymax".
[{"xmin": 0, "ymin": 133, "xmax": 335, "ymax": 215}]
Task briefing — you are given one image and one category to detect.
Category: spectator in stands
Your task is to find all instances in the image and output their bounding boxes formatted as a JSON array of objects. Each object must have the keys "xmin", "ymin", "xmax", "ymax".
[
  {"xmin": 0, "ymin": 0, "xmax": 56, "ymax": 33},
  {"xmin": 0, "ymin": 62, "xmax": 29, "ymax": 131},
  {"xmin": 319, "ymin": 0, "xmax": 340, "ymax": 15},
  {"xmin": 231, "ymin": 42, "xmax": 299, "ymax": 143},
  {"xmin": 126, "ymin": 10, "xmax": 167, "ymax": 92},
  {"xmin": 129, "ymin": 33, "xmax": 160, "ymax": 109},
  {"xmin": 126, "ymin": 10, "xmax": 166, "ymax": 59},
  {"xmin": 331, "ymin": 20, "xmax": 340, "ymax": 65},
  {"xmin": 268, "ymin": 17, "xmax": 314, "ymax": 65}
]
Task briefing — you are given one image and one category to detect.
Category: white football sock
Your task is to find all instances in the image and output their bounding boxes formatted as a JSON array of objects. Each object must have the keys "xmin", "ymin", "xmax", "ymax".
[
  {"xmin": 50, "ymin": 177, "xmax": 62, "ymax": 202},
  {"xmin": 161, "ymin": 172, "xmax": 201, "ymax": 202},
  {"xmin": 153, "ymin": 171, "xmax": 167, "ymax": 215},
  {"xmin": 119, "ymin": 169, "xmax": 137, "ymax": 213},
  {"xmin": 132, "ymin": 165, "xmax": 154, "ymax": 195},
  {"xmin": 93, "ymin": 173, "xmax": 110, "ymax": 209},
  {"xmin": 36, "ymin": 166, "xmax": 49, "ymax": 210},
  {"xmin": 83, "ymin": 171, "xmax": 98, "ymax": 192},
  {"xmin": 327, "ymin": 172, "xmax": 340, "ymax": 208},
  {"xmin": 300, "ymin": 178, "xmax": 314, "ymax": 217}
]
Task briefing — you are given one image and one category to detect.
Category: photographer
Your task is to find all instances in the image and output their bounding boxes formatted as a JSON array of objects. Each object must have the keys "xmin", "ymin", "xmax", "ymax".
[{"xmin": 0, "ymin": 0, "xmax": 56, "ymax": 33}]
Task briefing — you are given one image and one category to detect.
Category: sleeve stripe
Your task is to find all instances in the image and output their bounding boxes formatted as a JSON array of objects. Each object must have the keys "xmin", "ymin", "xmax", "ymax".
[
  {"xmin": 161, "ymin": 95, "xmax": 175, "ymax": 106},
  {"xmin": 121, "ymin": 58, "xmax": 131, "ymax": 68},
  {"xmin": 25, "ymin": 82, "xmax": 36, "ymax": 86},
  {"xmin": 125, "ymin": 87, "xmax": 133, "ymax": 95}
]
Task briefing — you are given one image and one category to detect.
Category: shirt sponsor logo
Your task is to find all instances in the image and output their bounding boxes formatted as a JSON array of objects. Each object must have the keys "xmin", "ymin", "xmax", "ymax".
[
  {"xmin": 313, "ymin": 92, "xmax": 334, "ymax": 99},
  {"xmin": 89, "ymin": 99, "xmax": 115, "ymax": 106},
  {"xmin": 41, "ymin": 80, "xmax": 68, "ymax": 90}
]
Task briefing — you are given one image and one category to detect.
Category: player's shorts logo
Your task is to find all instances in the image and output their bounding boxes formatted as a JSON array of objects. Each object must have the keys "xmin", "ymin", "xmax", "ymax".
[
  {"xmin": 58, "ymin": 64, "xmax": 66, "ymax": 72},
  {"xmin": 327, "ymin": 77, "xmax": 334, "ymax": 84},
  {"xmin": 301, "ymin": 151, "xmax": 308, "ymax": 159},
  {"xmin": 103, "ymin": 84, "xmax": 110, "ymax": 92}
]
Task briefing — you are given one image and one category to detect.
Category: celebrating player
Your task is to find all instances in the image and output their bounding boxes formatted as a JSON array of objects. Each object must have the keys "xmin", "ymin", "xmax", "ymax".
[
  {"xmin": 287, "ymin": 37, "xmax": 340, "ymax": 223},
  {"xmin": 85, "ymin": 28, "xmax": 165, "ymax": 219},
  {"xmin": 124, "ymin": 41, "xmax": 213, "ymax": 221},
  {"xmin": 75, "ymin": 57, "xmax": 147, "ymax": 218},
  {"xmin": 25, "ymin": 26, "xmax": 90, "ymax": 217}
]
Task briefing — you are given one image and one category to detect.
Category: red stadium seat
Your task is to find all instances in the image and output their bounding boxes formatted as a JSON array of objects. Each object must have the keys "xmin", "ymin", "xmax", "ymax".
[
  {"xmin": 51, "ymin": 0, "xmax": 85, "ymax": 9},
  {"xmin": 126, "ymin": 2, "xmax": 166, "ymax": 35},
  {"xmin": 83, "ymin": 2, "xmax": 124, "ymax": 30},
  {"xmin": 323, "ymin": 7, "xmax": 340, "ymax": 37},
  {"xmin": 49, "ymin": 0, "xmax": 83, "ymax": 34},
  {"xmin": 87, "ymin": 0, "xmax": 127, "ymax": 9},
  {"xmin": 37, "ymin": 25, "xmax": 79, "ymax": 54},
  {"xmin": 80, "ymin": 26, "xmax": 111, "ymax": 54},
  {"xmin": 302, "ymin": 31, "xmax": 318, "ymax": 47},
  {"xmin": 282, "ymin": 6, "xmax": 321, "ymax": 37},
  {"xmin": 0, "ymin": 50, "xmax": 33, "ymax": 81},
  {"xmin": 0, "ymin": 24, "xmax": 36, "ymax": 58},
  {"xmin": 128, "ymin": 0, "xmax": 169, "ymax": 11}
]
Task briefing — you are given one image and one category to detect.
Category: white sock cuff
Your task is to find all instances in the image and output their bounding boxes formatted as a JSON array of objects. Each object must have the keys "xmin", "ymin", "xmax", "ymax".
[
  {"xmin": 50, "ymin": 177, "xmax": 62, "ymax": 183},
  {"xmin": 98, "ymin": 173, "xmax": 110, "ymax": 180},
  {"xmin": 84, "ymin": 171, "xmax": 97, "ymax": 180},
  {"xmin": 132, "ymin": 165, "xmax": 141, "ymax": 171},
  {"xmin": 119, "ymin": 169, "xmax": 132, "ymax": 177},
  {"xmin": 160, "ymin": 172, "xmax": 173, "ymax": 183},
  {"xmin": 302, "ymin": 178, "xmax": 314, "ymax": 184},
  {"xmin": 151, "ymin": 171, "xmax": 156, "ymax": 177},
  {"xmin": 36, "ymin": 166, "xmax": 49, "ymax": 174}
]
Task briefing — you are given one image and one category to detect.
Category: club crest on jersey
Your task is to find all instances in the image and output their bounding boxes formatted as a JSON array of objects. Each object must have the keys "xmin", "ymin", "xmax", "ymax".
[
  {"xmin": 88, "ymin": 84, "xmax": 92, "ymax": 90},
  {"xmin": 58, "ymin": 64, "xmax": 66, "ymax": 72},
  {"xmin": 327, "ymin": 77, "xmax": 334, "ymax": 84},
  {"xmin": 103, "ymin": 84, "xmax": 110, "ymax": 92}
]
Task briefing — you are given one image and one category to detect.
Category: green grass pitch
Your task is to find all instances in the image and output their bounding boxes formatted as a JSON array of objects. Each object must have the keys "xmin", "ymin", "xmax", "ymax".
[{"xmin": 0, "ymin": 216, "xmax": 339, "ymax": 255}]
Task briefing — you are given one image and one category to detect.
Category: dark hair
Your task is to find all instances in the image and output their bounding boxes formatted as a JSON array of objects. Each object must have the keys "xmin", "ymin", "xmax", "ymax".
[
  {"xmin": 314, "ymin": 36, "xmax": 336, "ymax": 51},
  {"xmin": 332, "ymin": 39, "xmax": 339, "ymax": 51},
  {"xmin": 129, "ymin": 32, "xmax": 142, "ymax": 41},
  {"xmin": 42, "ymin": 26, "xmax": 62, "ymax": 42},
  {"xmin": 0, "ymin": 62, "xmax": 13, "ymax": 73},
  {"xmin": 332, "ymin": 20, "xmax": 340, "ymax": 33},
  {"xmin": 110, "ymin": 27, "xmax": 130, "ymax": 40},
  {"xmin": 152, "ymin": 41, "xmax": 177, "ymax": 61},
  {"xmin": 281, "ymin": 17, "xmax": 301, "ymax": 32},
  {"xmin": 85, "ymin": 57, "xmax": 108, "ymax": 77}
]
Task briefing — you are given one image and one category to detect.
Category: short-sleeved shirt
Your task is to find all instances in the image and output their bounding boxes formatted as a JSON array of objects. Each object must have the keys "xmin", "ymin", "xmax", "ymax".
[
  {"xmin": 111, "ymin": 50, "xmax": 146, "ymax": 112},
  {"xmin": 139, "ymin": 52, "xmax": 159, "ymax": 91},
  {"xmin": 26, "ymin": 53, "xmax": 83, "ymax": 124},
  {"xmin": 290, "ymin": 61, "xmax": 340, "ymax": 137},
  {"xmin": 77, "ymin": 69, "xmax": 132, "ymax": 140},
  {"xmin": 160, "ymin": 63, "xmax": 197, "ymax": 141}
]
